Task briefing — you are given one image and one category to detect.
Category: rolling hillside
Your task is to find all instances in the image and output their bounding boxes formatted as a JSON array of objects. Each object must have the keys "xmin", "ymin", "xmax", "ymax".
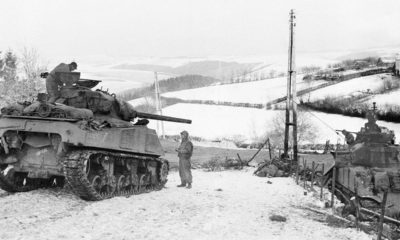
[
  {"xmin": 302, "ymin": 74, "xmax": 392, "ymax": 102},
  {"xmin": 146, "ymin": 103, "xmax": 400, "ymax": 144},
  {"xmin": 161, "ymin": 76, "xmax": 328, "ymax": 105}
]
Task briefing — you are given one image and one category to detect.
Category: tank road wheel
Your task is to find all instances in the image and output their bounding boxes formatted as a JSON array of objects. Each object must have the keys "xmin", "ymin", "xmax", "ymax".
[
  {"xmin": 63, "ymin": 150, "xmax": 170, "ymax": 200},
  {"xmin": 138, "ymin": 175, "xmax": 146, "ymax": 194},
  {"xmin": 160, "ymin": 162, "xmax": 169, "ymax": 183},
  {"xmin": 90, "ymin": 175, "xmax": 102, "ymax": 193},
  {"xmin": 129, "ymin": 174, "xmax": 139, "ymax": 194},
  {"xmin": 116, "ymin": 175, "xmax": 126, "ymax": 194},
  {"xmin": 156, "ymin": 161, "xmax": 169, "ymax": 190},
  {"xmin": 100, "ymin": 175, "xmax": 116, "ymax": 198}
]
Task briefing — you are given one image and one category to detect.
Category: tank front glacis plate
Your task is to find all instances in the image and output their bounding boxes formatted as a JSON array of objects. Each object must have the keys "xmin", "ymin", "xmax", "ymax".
[{"xmin": 0, "ymin": 117, "xmax": 164, "ymax": 156}]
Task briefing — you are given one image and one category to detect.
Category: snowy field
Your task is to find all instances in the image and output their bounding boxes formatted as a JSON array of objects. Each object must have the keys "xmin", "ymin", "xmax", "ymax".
[
  {"xmin": 365, "ymin": 88, "xmax": 400, "ymax": 108},
  {"xmin": 128, "ymin": 96, "xmax": 155, "ymax": 107},
  {"xmin": 161, "ymin": 74, "xmax": 395, "ymax": 105},
  {"xmin": 162, "ymin": 76, "xmax": 327, "ymax": 104},
  {"xmin": 303, "ymin": 74, "xmax": 390, "ymax": 102},
  {"xmin": 148, "ymin": 103, "xmax": 400, "ymax": 144},
  {"xmin": 0, "ymin": 169, "xmax": 370, "ymax": 240}
]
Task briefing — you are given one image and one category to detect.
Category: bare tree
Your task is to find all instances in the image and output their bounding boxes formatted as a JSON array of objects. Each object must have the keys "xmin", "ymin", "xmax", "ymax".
[
  {"xmin": 19, "ymin": 47, "xmax": 47, "ymax": 101},
  {"xmin": 0, "ymin": 50, "xmax": 18, "ymax": 106},
  {"xmin": 266, "ymin": 110, "xmax": 318, "ymax": 149},
  {"xmin": 0, "ymin": 48, "xmax": 47, "ymax": 107}
]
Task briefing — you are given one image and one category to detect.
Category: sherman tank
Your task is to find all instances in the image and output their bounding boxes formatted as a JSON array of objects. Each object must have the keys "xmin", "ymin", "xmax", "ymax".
[
  {"xmin": 325, "ymin": 107, "xmax": 400, "ymax": 219},
  {"xmin": 0, "ymin": 72, "xmax": 191, "ymax": 200}
]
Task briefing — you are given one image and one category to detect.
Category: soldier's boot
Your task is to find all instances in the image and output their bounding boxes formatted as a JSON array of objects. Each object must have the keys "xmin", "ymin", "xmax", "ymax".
[
  {"xmin": 186, "ymin": 183, "xmax": 192, "ymax": 189},
  {"xmin": 177, "ymin": 183, "xmax": 186, "ymax": 187}
]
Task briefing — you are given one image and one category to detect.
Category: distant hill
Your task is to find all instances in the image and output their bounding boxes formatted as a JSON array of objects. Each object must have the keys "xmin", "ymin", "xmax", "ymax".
[
  {"xmin": 336, "ymin": 45, "xmax": 400, "ymax": 61},
  {"xmin": 113, "ymin": 60, "xmax": 260, "ymax": 81},
  {"xmin": 115, "ymin": 64, "xmax": 174, "ymax": 73},
  {"xmin": 119, "ymin": 74, "xmax": 218, "ymax": 101}
]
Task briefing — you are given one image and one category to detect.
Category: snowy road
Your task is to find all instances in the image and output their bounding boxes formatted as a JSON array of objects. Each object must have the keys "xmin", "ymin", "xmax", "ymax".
[{"xmin": 0, "ymin": 169, "xmax": 371, "ymax": 240}]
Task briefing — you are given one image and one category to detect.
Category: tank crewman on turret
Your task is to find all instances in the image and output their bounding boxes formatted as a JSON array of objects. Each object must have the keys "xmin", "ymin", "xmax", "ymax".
[
  {"xmin": 342, "ymin": 130, "xmax": 355, "ymax": 145},
  {"xmin": 176, "ymin": 130, "xmax": 193, "ymax": 189},
  {"xmin": 46, "ymin": 62, "xmax": 78, "ymax": 103},
  {"xmin": 364, "ymin": 111, "xmax": 381, "ymax": 133}
]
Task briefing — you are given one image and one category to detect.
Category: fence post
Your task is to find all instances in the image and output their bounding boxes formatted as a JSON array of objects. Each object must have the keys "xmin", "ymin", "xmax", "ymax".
[
  {"xmin": 311, "ymin": 161, "xmax": 315, "ymax": 191},
  {"xmin": 354, "ymin": 182, "xmax": 360, "ymax": 231},
  {"xmin": 296, "ymin": 161, "xmax": 299, "ymax": 184},
  {"xmin": 303, "ymin": 158, "xmax": 307, "ymax": 190},
  {"xmin": 320, "ymin": 164, "xmax": 325, "ymax": 200},
  {"xmin": 331, "ymin": 167, "xmax": 336, "ymax": 211},
  {"xmin": 377, "ymin": 190, "xmax": 389, "ymax": 240}
]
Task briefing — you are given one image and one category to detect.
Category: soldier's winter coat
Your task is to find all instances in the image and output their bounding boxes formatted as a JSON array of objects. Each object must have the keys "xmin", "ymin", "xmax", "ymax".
[
  {"xmin": 46, "ymin": 63, "xmax": 71, "ymax": 102},
  {"xmin": 177, "ymin": 132, "xmax": 193, "ymax": 184}
]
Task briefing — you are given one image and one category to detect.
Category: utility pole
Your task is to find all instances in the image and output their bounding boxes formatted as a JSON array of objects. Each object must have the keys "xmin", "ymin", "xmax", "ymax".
[
  {"xmin": 154, "ymin": 72, "xmax": 165, "ymax": 138},
  {"xmin": 284, "ymin": 9, "xmax": 298, "ymax": 161}
]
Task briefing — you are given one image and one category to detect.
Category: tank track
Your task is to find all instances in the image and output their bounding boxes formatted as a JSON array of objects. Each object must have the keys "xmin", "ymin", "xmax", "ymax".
[{"xmin": 62, "ymin": 149, "xmax": 169, "ymax": 201}]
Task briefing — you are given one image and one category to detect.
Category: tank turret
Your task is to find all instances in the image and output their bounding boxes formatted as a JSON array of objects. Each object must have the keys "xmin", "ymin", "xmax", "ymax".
[{"xmin": 2, "ymin": 72, "xmax": 191, "ymax": 126}]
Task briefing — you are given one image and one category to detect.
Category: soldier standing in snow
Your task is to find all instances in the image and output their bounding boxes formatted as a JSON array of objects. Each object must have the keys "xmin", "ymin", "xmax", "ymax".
[
  {"xmin": 46, "ymin": 62, "xmax": 78, "ymax": 103},
  {"xmin": 176, "ymin": 130, "xmax": 193, "ymax": 189}
]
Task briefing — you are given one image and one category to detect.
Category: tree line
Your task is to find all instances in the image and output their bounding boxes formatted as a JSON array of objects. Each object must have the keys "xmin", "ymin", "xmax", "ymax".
[{"xmin": 0, "ymin": 48, "xmax": 46, "ymax": 108}]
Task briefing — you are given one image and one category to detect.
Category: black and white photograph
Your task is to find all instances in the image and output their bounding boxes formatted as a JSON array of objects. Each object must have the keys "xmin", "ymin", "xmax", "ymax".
[{"xmin": 0, "ymin": 0, "xmax": 400, "ymax": 239}]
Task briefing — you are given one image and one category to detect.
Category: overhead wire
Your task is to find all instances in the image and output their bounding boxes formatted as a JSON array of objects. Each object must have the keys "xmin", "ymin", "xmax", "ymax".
[{"xmin": 292, "ymin": 99, "xmax": 345, "ymax": 139}]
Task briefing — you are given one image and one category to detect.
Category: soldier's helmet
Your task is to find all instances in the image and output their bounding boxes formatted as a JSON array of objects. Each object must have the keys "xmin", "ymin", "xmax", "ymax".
[{"xmin": 180, "ymin": 130, "xmax": 189, "ymax": 137}]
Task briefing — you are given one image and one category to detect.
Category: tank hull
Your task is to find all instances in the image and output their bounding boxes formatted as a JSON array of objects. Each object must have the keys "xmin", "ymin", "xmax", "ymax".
[
  {"xmin": 0, "ymin": 116, "xmax": 168, "ymax": 200},
  {"xmin": 331, "ymin": 165, "xmax": 400, "ymax": 215},
  {"xmin": 326, "ymin": 142, "xmax": 400, "ymax": 219},
  {"xmin": 0, "ymin": 116, "xmax": 164, "ymax": 156}
]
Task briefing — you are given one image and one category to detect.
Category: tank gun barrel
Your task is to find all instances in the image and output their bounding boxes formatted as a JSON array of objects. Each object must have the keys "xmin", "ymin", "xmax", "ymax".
[
  {"xmin": 335, "ymin": 129, "xmax": 358, "ymax": 134},
  {"xmin": 136, "ymin": 112, "xmax": 192, "ymax": 124}
]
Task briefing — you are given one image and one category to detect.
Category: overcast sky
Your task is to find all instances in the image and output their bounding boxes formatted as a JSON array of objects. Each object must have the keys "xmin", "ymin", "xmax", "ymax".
[{"xmin": 1, "ymin": 0, "xmax": 399, "ymax": 61}]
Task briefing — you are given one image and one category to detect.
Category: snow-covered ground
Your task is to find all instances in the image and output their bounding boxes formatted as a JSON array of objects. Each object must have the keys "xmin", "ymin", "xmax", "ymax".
[
  {"xmin": 0, "ymin": 169, "xmax": 371, "ymax": 240},
  {"xmin": 162, "ymin": 76, "xmax": 327, "ymax": 104},
  {"xmin": 303, "ymin": 74, "xmax": 389, "ymax": 102},
  {"xmin": 148, "ymin": 103, "xmax": 400, "ymax": 144},
  {"xmin": 365, "ymin": 88, "xmax": 400, "ymax": 108},
  {"xmin": 128, "ymin": 96, "xmax": 156, "ymax": 107}
]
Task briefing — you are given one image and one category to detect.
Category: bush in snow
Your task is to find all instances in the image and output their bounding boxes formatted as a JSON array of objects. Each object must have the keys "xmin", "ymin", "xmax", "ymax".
[{"xmin": 201, "ymin": 156, "xmax": 225, "ymax": 171}]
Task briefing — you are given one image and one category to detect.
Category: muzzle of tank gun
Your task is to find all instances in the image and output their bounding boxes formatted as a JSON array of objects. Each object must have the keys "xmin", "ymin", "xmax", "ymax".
[{"xmin": 40, "ymin": 72, "xmax": 49, "ymax": 78}]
